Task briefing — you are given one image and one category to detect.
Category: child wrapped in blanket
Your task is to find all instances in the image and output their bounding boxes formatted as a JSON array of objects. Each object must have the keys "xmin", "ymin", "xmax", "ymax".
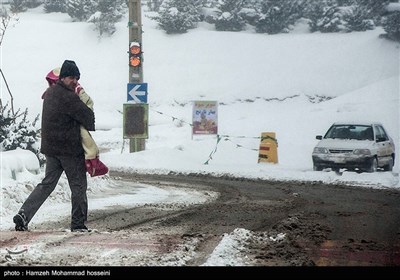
[{"xmin": 44, "ymin": 67, "xmax": 108, "ymax": 176}]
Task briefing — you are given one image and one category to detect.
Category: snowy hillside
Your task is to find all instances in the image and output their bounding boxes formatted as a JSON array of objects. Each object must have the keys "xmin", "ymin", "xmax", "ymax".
[{"xmin": 1, "ymin": 5, "xmax": 399, "ymax": 221}]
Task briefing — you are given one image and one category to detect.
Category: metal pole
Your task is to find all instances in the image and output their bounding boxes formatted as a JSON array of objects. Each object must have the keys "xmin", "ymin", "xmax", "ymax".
[{"xmin": 128, "ymin": 0, "xmax": 145, "ymax": 152}]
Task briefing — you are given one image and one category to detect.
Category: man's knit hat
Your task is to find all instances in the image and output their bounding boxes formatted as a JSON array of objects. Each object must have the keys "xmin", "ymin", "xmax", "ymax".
[{"xmin": 59, "ymin": 60, "xmax": 80, "ymax": 80}]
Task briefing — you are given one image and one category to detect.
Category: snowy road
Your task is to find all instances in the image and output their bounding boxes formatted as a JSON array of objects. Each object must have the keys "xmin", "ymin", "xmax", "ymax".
[{"xmin": 1, "ymin": 172, "xmax": 400, "ymax": 267}]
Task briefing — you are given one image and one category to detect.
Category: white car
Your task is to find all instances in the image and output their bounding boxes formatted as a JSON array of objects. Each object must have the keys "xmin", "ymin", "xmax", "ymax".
[{"xmin": 312, "ymin": 122, "xmax": 395, "ymax": 172}]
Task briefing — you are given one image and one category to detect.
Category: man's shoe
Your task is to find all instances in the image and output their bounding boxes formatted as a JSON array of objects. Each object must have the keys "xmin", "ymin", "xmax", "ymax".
[
  {"xmin": 13, "ymin": 213, "xmax": 28, "ymax": 231},
  {"xmin": 71, "ymin": 225, "xmax": 90, "ymax": 232},
  {"xmin": 72, "ymin": 228, "xmax": 90, "ymax": 232}
]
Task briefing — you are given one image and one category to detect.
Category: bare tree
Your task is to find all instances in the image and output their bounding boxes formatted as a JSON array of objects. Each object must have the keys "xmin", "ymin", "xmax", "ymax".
[{"xmin": 0, "ymin": 7, "xmax": 15, "ymax": 115}]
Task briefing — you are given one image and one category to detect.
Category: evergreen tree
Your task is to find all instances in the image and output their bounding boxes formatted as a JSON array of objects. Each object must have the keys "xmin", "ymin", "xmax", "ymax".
[
  {"xmin": 239, "ymin": 0, "xmax": 263, "ymax": 26},
  {"xmin": 146, "ymin": 0, "xmax": 163, "ymax": 12},
  {"xmin": 305, "ymin": 0, "xmax": 357, "ymax": 33},
  {"xmin": 151, "ymin": 0, "xmax": 202, "ymax": 34},
  {"xmin": 255, "ymin": 0, "xmax": 304, "ymax": 34},
  {"xmin": 66, "ymin": 0, "xmax": 95, "ymax": 21},
  {"xmin": 305, "ymin": 0, "xmax": 388, "ymax": 33},
  {"xmin": 319, "ymin": 5, "xmax": 347, "ymax": 32},
  {"xmin": 305, "ymin": 0, "xmax": 336, "ymax": 32},
  {"xmin": 0, "ymin": 104, "xmax": 44, "ymax": 166},
  {"xmin": 344, "ymin": 4, "xmax": 375, "ymax": 32},
  {"xmin": 382, "ymin": 9, "xmax": 400, "ymax": 41},
  {"xmin": 243, "ymin": 0, "xmax": 263, "ymax": 10},
  {"xmin": 25, "ymin": 0, "xmax": 43, "ymax": 9},
  {"xmin": 214, "ymin": 0, "xmax": 246, "ymax": 32},
  {"xmin": 10, "ymin": 0, "xmax": 27, "ymax": 13},
  {"xmin": 0, "ymin": 103, "xmax": 15, "ymax": 146},
  {"xmin": 44, "ymin": 0, "xmax": 67, "ymax": 13},
  {"xmin": 88, "ymin": 0, "xmax": 126, "ymax": 36},
  {"xmin": 336, "ymin": 0, "xmax": 353, "ymax": 5},
  {"xmin": 200, "ymin": 0, "xmax": 218, "ymax": 8},
  {"xmin": 356, "ymin": 0, "xmax": 391, "ymax": 24}
]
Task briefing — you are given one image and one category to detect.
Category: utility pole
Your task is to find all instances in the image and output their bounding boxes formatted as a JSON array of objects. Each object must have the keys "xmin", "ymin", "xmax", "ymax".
[{"xmin": 127, "ymin": 0, "xmax": 146, "ymax": 152}]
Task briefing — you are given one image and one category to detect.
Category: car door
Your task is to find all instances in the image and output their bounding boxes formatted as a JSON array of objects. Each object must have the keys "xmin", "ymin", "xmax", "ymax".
[{"xmin": 374, "ymin": 125, "xmax": 391, "ymax": 164}]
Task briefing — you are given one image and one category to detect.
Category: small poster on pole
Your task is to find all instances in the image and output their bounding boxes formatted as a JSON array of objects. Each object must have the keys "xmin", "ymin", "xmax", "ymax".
[{"xmin": 192, "ymin": 101, "xmax": 218, "ymax": 135}]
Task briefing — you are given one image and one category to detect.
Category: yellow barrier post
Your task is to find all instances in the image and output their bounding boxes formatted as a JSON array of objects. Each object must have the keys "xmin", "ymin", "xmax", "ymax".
[{"xmin": 258, "ymin": 132, "xmax": 278, "ymax": 164}]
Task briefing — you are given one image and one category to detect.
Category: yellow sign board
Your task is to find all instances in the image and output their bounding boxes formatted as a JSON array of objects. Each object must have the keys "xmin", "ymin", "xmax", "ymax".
[{"xmin": 258, "ymin": 132, "xmax": 278, "ymax": 164}]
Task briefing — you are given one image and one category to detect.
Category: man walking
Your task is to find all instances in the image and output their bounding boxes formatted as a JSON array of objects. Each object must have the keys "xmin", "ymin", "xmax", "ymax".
[{"xmin": 13, "ymin": 60, "xmax": 95, "ymax": 232}]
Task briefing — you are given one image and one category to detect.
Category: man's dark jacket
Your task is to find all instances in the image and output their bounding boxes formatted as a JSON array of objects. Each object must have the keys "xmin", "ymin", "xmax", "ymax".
[{"xmin": 40, "ymin": 81, "xmax": 95, "ymax": 157}]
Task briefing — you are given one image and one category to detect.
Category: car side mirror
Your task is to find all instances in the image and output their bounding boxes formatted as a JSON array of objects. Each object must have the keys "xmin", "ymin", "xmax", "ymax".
[
  {"xmin": 376, "ymin": 137, "xmax": 386, "ymax": 143},
  {"xmin": 316, "ymin": 135, "xmax": 322, "ymax": 140}
]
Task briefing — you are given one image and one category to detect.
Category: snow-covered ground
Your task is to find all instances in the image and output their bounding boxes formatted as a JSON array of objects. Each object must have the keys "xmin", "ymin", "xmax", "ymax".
[{"xmin": 1, "ymin": 5, "xmax": 399, "ymax": 267}]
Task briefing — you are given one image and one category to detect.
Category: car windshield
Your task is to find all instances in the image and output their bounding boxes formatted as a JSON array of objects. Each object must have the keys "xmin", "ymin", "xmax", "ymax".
[{"xmin": 324, "ymin": 125, "xmax": 373, "ymax": 140}]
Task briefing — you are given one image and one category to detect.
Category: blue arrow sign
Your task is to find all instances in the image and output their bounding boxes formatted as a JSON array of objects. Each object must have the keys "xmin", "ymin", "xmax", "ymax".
[{"xmin": 127, "ymin": 83, "xmax": 148, "ymax": 103}]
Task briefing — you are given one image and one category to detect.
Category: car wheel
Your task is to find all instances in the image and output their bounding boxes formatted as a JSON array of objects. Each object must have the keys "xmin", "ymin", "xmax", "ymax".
[
  {"xmin": 313, "ymin": 164, "xmax": 323, "ymax": 171},
  {"xmin": 383, "ymin": 157, "xmax": 394, "ymax": 171},
  {"xmin": 366, "ymin": 157, "xmax": 378, "ymax": 173}
]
